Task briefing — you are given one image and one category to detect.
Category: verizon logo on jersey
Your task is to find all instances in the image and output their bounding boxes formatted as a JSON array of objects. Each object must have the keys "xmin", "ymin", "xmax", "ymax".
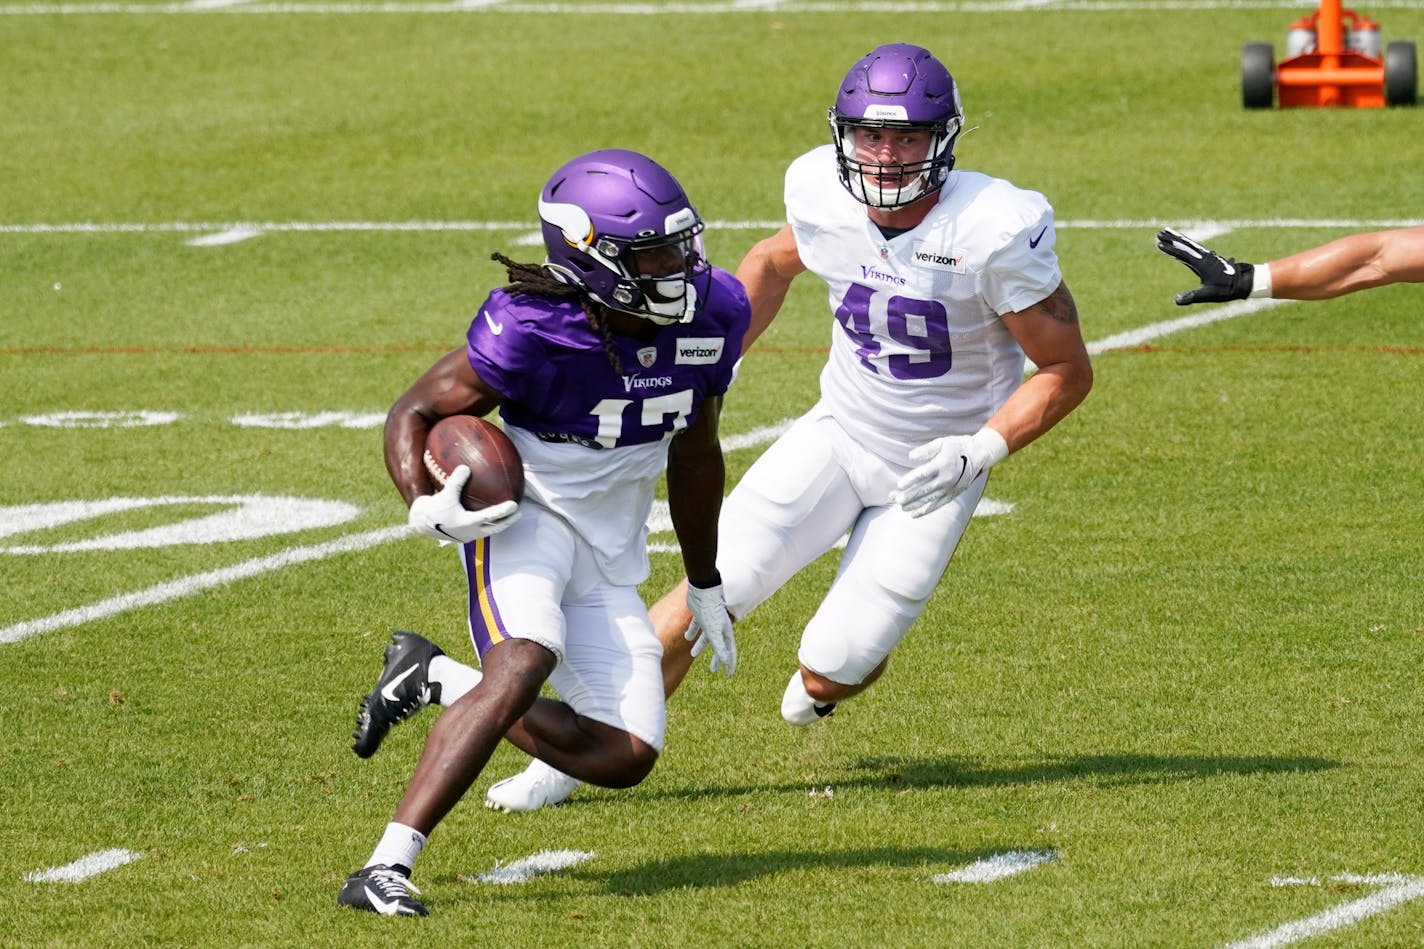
[
  {"xmin": 675, "ymin": 337, "xmax": 725, "ymax": 365},
  {"xmin": 911, "ymin": 240, "xmax": 965, "ymax": 273}
]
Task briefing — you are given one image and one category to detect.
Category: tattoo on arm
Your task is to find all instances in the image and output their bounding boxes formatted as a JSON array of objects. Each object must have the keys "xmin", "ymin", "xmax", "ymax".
[{"xmin": 1036, "ymin": 282, "xmax": 1079, "ymax": 325}]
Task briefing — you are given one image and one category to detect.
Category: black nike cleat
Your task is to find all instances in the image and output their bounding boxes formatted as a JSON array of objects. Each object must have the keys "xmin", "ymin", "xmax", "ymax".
[
  {"xmin": 351, "ymin": 630, "xmax": 444, "ymax": 759},
  {"xmin": 337, "ymin": 864, "xmax": 428, "ymax": 917}
]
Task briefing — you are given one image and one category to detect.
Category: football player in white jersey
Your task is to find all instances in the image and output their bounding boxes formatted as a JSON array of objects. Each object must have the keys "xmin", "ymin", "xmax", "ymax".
[
  {"xmin": 484, "ymin": 43, "xmax": 1093, "ymax": 812},
  {"xmin": 1158, "ymin": 225, "xmax": 1424, "ymax": 304},
  {"xmin": 335, "ymin": 150, "xmax": 749, "ymax": 916}
]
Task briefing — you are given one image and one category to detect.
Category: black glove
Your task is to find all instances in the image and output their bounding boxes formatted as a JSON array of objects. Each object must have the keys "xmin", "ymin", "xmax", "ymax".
[{"xmin": 1156, "ymin": 227, "xmax": 1255, "ymax": 305}]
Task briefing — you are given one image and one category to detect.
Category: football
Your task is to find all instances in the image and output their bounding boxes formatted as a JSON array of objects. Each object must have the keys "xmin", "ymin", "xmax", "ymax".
[{"xmin": 423, "ymin": 415, "xmax": 525, "ymax": 512}]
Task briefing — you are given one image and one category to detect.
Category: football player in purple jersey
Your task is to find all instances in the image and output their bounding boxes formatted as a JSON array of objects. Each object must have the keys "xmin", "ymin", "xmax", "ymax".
[
  {"xmin": 336, "ymin": 149, "xmax": 749, "ymax": 917},
  {"xmin": 1158, "ymin": 225, "xmax": 1424, "ymax": 304},
  {"xmin": 486, "ymin": 43, "xmax": 1093, "ymax": 811}
]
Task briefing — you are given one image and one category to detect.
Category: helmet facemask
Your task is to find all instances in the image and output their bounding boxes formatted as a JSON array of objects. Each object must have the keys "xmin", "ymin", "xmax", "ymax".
[
  {"xmin": 830, "ymin": 112, "xmax": 961, "ymax": 210},
  {"xmin": 602, "ymin": 220, "xmax": 708, "ymax": 325}
]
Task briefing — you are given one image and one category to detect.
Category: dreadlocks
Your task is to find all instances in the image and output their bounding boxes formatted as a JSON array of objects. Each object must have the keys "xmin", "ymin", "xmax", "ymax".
[
  {"xmin": 491, "ymin": 252, "xmax": 623, "ymax": 375},
  {"xmin": 491, "ymin": 252, "xmax": 578, "ymax": 299}
]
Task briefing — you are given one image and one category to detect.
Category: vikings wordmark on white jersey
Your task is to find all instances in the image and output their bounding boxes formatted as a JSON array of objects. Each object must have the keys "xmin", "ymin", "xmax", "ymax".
[
  {"xmin": 786, "ymin": 145, "xmax": 1062, "ymax": 463},
  {"xmin": 464, "ymin": 268, "xmax": 749, "ymax": 585}
]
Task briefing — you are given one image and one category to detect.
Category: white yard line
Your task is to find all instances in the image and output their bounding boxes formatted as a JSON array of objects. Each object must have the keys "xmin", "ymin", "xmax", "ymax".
[
  {"xmin": 469, "ymin": 849, "xmax": 595, "ymax": 884},
  {"xmin": 5, "ymin": 1, "xmax": 1424, "ymax": 14},
  {"xmin": 183, "ymin": 0, "xmax": 261, "ymax": 8},
  {"xmin": 186, "ymin": 225, "xmax": 263, "ymax": 245},
  {"xmin": 1, "ymin": 287, "xmax": 1295, "ymax": 635},
  {"xmin": 1088, "ymin": 298, "xmax": 1290, "ymax": 353},
  {"xmin": 722, "ymin": 419, "xmax": 794, "ymax": 452},
  {"xmin": 1060, "ymin": 217, "xmax": 1424, "ymax": 231},
  {"xmin": 934, "ymin": 849, "xmax": 1059, "ymax": 883},
  {"xmin": 0, "ymin": 525, "xmax": 407, "ymax": 644},
  {"xmin": 25, "ymin": 849, "xmax": 144, "ymax": 883},
  {"xmin": 0, "ymin": 220, "xmax": 538, "ymax": 234},
  {"xmin": 1223, "ymin": 875, "xmax": 1424, "ymax": 948}
]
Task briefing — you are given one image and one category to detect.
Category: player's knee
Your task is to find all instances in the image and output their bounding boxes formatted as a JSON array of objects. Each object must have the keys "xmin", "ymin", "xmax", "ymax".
[
  {"xmin": 803, "ymin": 656, "xmax": 888, "ymax": 701},
  {"xmin": 802, "ymin": 671, "xmax": 841, "ymax": 703},
  {"xmin": 596, "ymin": 742, "xmax": 659, "ymax": 788}
]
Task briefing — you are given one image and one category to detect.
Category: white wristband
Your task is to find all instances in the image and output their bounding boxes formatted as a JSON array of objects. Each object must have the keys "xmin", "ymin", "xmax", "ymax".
[
  {"xmin": 1249, "ymin": 263, "xmax": 1273, "ymax": 299},
  {"xmin": 971, "ymin": 426, "xmax": 1011, "ymax": 469}
]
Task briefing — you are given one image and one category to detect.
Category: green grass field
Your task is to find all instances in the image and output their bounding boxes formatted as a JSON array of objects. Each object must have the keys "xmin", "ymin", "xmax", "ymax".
[{"xmin": 3, "ymin": 1, "xmax": 1424, "ymax": 945}]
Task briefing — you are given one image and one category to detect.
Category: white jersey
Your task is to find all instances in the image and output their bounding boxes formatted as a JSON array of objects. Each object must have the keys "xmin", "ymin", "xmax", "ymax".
[
  {"xmin": 785, "ymin": 144, "xmax": 1062, "ymax": 462},
  {"xmin": 503, "ymin": 430, "xmax": 668, "ymax": 586}
]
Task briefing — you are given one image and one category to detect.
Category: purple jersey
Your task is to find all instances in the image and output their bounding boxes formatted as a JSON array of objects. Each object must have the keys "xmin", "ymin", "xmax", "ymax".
[
  {"xmin": 462, "ymin": 267, "xmax": 750, "ymax": 584},
  {"xmin": 467, "ymin": 268, "xmax": 746, "ymax": 449}
]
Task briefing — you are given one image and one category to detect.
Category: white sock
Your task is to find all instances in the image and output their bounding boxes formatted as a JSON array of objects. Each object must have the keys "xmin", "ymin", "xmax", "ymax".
[
  {"xmin": 525, "ymin": 757, "xmax": 574, "ymax": 782},
  {"xmin": 366, "ymin": 822, "xmax": 426, "ymax": 874},
  {"xmin": 782, "ymin": 669, "xmax": 838, "ymax": 725},
  {"xmin": 781, "ymin": 671, "xmax": 815, "ymax": 723},
  {"xmin": 429, "ymin": 654, "xmax": 482, "ymax": 706}
]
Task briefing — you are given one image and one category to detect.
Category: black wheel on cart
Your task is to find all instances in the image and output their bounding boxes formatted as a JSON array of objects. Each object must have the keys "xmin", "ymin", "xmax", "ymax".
[
  {"xmin": 1242, "ymin": 42, "xmax": 1275, "ymax": 108},
  {"xmin": 1385, "ymin": 41, "xmax": 1417, "ymax": 106}
]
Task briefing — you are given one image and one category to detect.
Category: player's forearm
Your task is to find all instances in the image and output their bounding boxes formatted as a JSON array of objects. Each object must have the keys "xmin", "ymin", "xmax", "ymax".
[
  {"xmin": 735, "ymin": 267, "xmax": 792, "ymax": 355},
  {"xmin": 665, "ymin": 449, "xmax": 725, "ymax": 586},
  {"xmin": 734, "ymin": 229, "xmax": 803, "ymax": 355},
  {"xmin": 383, "ymin": 406, "xmax": 437, "ymax": 506},
  {"xmin": 986, "ymin": 359, "xmax": 1092, "ymax": 454},
  {"xmin": 739, "ymin": 289, "xmax": 790, "ymax": 355},
  {"xmin": 1270, "ymin": 228, "xmax": 1424, "ymax": 300}
]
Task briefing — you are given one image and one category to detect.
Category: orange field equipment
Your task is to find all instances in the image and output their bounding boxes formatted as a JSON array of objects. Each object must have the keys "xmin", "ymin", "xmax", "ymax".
[{"xmin": 1241, "ymin": 0, "xmax": 1417, "ymax": 108}]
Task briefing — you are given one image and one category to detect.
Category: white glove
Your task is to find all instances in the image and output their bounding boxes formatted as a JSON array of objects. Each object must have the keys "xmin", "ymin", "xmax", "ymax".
[
  {"xmin": 407, "ymin": 464, "xmax": 521, "ymax": 544},
  {"xmin": 893, "ymin": 428, "xmax": 1009, "ymax": 518},
  {"xmin": 684, "ymin": 576, "xmax": 737, "ymax": 677}
]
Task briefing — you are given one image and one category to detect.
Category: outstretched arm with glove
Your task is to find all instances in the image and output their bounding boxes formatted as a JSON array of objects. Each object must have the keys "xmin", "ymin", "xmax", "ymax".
[{"xmin": 1158, "ymin": 225, "xmax": 1424, "ymax": 304}]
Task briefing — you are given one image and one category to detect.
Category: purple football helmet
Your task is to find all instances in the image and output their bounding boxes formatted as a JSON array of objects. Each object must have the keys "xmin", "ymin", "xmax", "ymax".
[
  {"xmin": 828, "ymin": 44, "xmax": 964, "ymax": 209},
  {"xmin": 538, "ymin": 149, "xmax": 708, "ymax": 325}
]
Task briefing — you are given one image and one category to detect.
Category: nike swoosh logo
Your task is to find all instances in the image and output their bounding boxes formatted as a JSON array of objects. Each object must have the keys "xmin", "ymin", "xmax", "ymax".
[
  {"xmin": 1028, "ymin": 226, "xmax": 1048, "ymax": 249},
  {"xmin": 483, "ymin": 309, "xmax": 504, "ymax": 335},
  {"xmin": 380, "ymin": 664, "xmax": 419, "ymax": 702},
  {"xmin": 1221, "ymin": 261, "xmax": 1236, "ymax": 275},
  {"xmin": 433, "ymin": 523, "xmax": 462, "ymax": 543},
  {"xmin": 364, "ymin": 885, "xmax": 413, "ymax": 916}
]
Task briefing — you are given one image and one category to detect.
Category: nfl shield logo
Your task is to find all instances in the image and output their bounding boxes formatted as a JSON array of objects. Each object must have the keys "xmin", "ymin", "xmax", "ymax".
[{"xmin": 637, "ymin": 347, "xmax": 657, "ymax": 368}]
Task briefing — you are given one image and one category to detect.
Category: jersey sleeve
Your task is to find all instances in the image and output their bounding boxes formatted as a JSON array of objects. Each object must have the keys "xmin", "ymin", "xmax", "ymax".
[
  {"xmin": 979, "ymin": 198, "xmax": 1063, "ymax": 316},
  {"xmin": 464, "ymin": 292, "xmax": 551, "ymax": 404},
  {"xmin": 702, "ymin": 269, "xmax": 752, "ymax": 397},
  {"xmin": 784, "ymin": 145, "xmax": 842, "ymax": 249}
]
